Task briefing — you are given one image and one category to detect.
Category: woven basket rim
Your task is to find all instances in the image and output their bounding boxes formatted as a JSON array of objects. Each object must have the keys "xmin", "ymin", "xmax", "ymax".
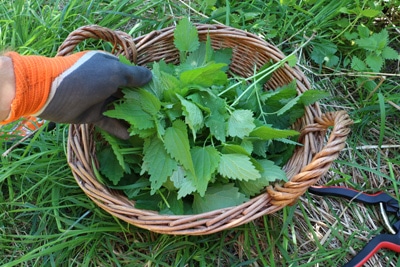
[{"xmin": 62, "ymin": 24, "xmax": 353, "ymax": 235}]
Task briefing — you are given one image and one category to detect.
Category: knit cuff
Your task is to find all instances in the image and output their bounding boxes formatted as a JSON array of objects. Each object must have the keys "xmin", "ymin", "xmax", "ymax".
[{"xmin": 0, "ymin": 51, "xmax": 87, "ymax": 124}]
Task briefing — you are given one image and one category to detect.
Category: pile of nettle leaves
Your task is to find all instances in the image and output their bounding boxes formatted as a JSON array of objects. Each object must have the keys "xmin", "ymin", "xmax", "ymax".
[{"xmin": 97, "ymin": 19, "xmax": 329, "ymax": 215}]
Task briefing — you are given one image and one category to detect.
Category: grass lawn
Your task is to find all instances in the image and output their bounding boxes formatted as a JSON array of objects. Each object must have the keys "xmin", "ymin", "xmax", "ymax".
[{"xmin": 1, "ymin": 0, "xmax": 399, "ymax": 266}]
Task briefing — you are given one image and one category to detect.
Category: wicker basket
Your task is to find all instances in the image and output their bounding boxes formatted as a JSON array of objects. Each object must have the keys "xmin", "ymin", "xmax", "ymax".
[{"xmin": 60, "ymin": 24, "xmax": 353, "ymax": 235}]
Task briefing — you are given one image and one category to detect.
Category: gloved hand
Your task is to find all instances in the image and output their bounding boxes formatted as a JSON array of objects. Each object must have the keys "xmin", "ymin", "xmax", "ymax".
[{"xmin": 1, "ymin": 51, "xmax": 152, "ymax": 139}]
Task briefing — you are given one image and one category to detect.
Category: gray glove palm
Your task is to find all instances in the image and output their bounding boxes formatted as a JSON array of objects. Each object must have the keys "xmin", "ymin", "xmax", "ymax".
[{"xmin": 38, "ymin": 51, "xmax": 152, "ymax": 139}]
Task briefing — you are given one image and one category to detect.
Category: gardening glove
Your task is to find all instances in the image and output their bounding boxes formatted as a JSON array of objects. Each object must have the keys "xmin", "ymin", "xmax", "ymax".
[{"xmin": 1, "ymin": 51, "xmax": 152, "ymax": 139}]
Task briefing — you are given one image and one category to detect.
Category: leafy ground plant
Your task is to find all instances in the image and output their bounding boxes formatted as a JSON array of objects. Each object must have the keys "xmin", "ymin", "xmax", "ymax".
[{"xmin": 97, "ymin": 18, "xmax": 329, "ymax": 215}]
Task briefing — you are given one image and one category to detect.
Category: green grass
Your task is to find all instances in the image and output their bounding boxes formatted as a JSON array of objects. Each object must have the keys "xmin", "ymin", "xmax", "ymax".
[{"xmin": 1, "ymin": 0, "xmax": 399, "ymax": 266}]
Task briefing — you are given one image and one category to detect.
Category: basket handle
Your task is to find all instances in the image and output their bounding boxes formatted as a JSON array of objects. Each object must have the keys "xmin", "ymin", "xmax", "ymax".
[
  {"xmin": 56, "ymin": 25, "xmax": 137, "ymax": 63},
  {"xmin": 267, "ymin": 110, "xmax": 353, "ymax": 206}
]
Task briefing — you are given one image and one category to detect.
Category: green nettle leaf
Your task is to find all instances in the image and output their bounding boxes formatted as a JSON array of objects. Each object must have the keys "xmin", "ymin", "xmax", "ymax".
[
  {"xmin": 191, "ymin": 146, "xmax": 220, "ymax": 196},
  {"xmin": 174, "ymin": 17, "xmax": 200, "ymax": 53},
  {"xmin": 213, "ymin": 48, "xmax": 233, "ymax": 71},
  {"xmin": 354, "ymin": 29, "xmax": 390, "ymax": 54},
  {"xmin": 186, "ymin": 93, "xmax": 211, "ymax": 113},
  {"xmin": 276, "ymin": 95, "xmax": 301, "ymax": 116},
  {"xmin": 122, "ymin": 88, "xmax": 142, "ymax": 101},
  {"xmin": 234, "ymin": 82, "xmax": 260, "ymax": 112},
  {"xmin": 118, "ymin": 55, "xmax": 134, "ymax": 65},
  {"xmin": 104, "ymin": 91, "xmax": 155, "ymax": 131},
  {"xmin": 357, "ymin": 25, "xmax": 370, "ymax": 38},
  {"xmin": 382, "ymin": 46, "xmax": 399, "ymax": 60},
  {"xmin": 205, "ymin": 112, "xmax": 227, "ymax": 142},
  {"xmin": 192, "ymin": 183, "xmax": 248, "ymax": 214},
  {"xmin": 262, "ymin": 81, "xmax": 297, "ymax": 109},
  {"xmin": 122, "ymin": 177, "xmax": 151, "ymax": 199},
  {"xmin": 374, "ymin": 29, "xmax": 389, "ymax": 49},
  {"xmin": 177, "ymin": 45, "xmax": 208, "ymax": 73},
  {"xmin": 240, "ymin": 139, "xmax": 254, "ymax": 155},
  {"xmin": 177, "ymin": 41, "xmax": 212, "ymax": 73},
  {"xmin": 142, "ymin": 138, "xmax": 178, "ymax": 194},
  {"xmin": 258, "ymin": 159, "xmax": 288, "ymax": 182},
  {"xmin": 199, "ymin": 92, "xmax": 228, "ymax": 142},
  {"xmin": 177, "ymin": 177, "xmax": 197, "ymax": 199},
  {"xmin": 155, "ymin": 119, "xmax": 166, "ymax": 139},
  {"xmin": 100, "ymin": 131, "xmax": 129, "ymax": 171},
  {"xmin": 366, "ymin": 54, "xmax": 383, "ymax": 72},
  {"xmin": 170, "ymin": 167, "xmax": 197, "ymax": 199},
  {"xmin": 169, "ymin": 166, "xmax": 186, "ymax": 189},
  {"xmin": 254, "ymin": 62, "xmax": 274, "ymax": 86},
  {"xmin": 177, "ymin": 95, "xmax": 204, "ymax": 138},
  {"xmin": 159, "ymin": 72, "xmax": 187, "ymax": 100},
  {"xmin": 250, "ymin": 126, "xmax": 299, "ymax": 140},
  {"xmin": 218, "ymin": 154, "xmax": 261, "ymax": 181},
  {"xmin": 300, "ymin": 90, "xmax": 331, "ymax": 106},
  {"xmin": 204, "ymin": 35, "xmax": 214, "ymax": 62},
  {"xmin": 221, "ymin": 144, "xmax": 251, "ymax": 156},
  {"xmin": 160, "ymin": 191, "xmax": 185, "ymax": 215},
  {"xmin": 236, "ymin": 159, "xmax": 287, "ymax": 196},
  {"xmin": 130, "ymin": 126, "xmax": 157, "ymax": 139},
  {"xmin": 236, "ymin": 177, "xmax": 268, "ymax": 197},
  {"xmin": 252, "ymin": 140, "xmax": 268, "ymax": 158},
  {"xmin": 227, "ymin": 109, "xmax": 256, "ymax": 138},
  {"xmin": 261, "ymin": 81, "xmax": 305, "ymax": 118},
  {"xmin": 360, "ymin": 9, "xmax": 381, "ymax": 18},
  {"xmin": 274, "ymin": 137, "xmax": 302, "ymax": 146},
  {"xmin": 180, "ymin": 63, "xmax": 228, "ymax": 87},
  {"xmin": 355, "ymin": 37, "xmax": 378, "ymax": 51},
  {"xmin": 144, "ymin": 62, "xmax": 181, "ymax": 100},
  {"xmin": 351, "ymin": 56, "xmax": 367, "ymax": 71},
  {"xmin": 128, "ymin": 105, "xmax": 156, "ymax": 130},
  {"xmin": 164, "ymin": 120, "xmax": 196, "ymax": 174},
  {"xmin": 139, "ymin": 89, "xmax": 161, "ymax": 115},
  {"xmin": 134, "ymin": 192, "xmax": 163, "ymax": 211},
  {"xmin": 98, "ymin": 147, "xmax": 126, "ymax": 185}
]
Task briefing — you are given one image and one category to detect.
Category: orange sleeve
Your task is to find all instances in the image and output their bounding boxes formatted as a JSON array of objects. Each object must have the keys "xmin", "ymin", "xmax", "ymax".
[{"xmin": 0, "ymin": 51, "xmax": 88, "ymax": 125}]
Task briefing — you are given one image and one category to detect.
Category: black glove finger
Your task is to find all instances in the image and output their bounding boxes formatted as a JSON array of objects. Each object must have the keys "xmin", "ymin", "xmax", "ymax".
[
  {"xmin": 74, "ymin": 99, "xmax": 130, "ymax": 140},
  {"xmin": 94, "ymin": 116, "xmax": 130, "ymax": 140},
  {"xmin": 118, "ymin": 64, "xmax": 152, "ymax": 88},
  {"xmin": 95, "ymin": 52, "xmax": 152, "ymax": 88},
  {"xmin": 75, "ymin": 52, "xmax": 152, "ymax": 91}
]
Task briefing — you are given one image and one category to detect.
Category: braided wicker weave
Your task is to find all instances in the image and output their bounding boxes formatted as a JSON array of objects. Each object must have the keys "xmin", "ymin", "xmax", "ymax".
[{"xmin": 60, "ymin": 24, "xmax": 353, "ymax": 235}]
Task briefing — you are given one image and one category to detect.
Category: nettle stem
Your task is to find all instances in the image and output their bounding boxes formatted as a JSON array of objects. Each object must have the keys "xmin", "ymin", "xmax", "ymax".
[{"xmin": 221, "ymin": 33, "xmax": 315, "ymax": 108}]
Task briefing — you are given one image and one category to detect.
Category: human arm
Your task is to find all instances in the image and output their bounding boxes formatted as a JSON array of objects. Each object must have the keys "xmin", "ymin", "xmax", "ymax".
[
  {"xmin": 0, "ymin": 51, "xmax": 152, "ymax": 139},
  {"xmin": 0, "ymin": 56, "xmax": 16, "ymax": 122}
]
